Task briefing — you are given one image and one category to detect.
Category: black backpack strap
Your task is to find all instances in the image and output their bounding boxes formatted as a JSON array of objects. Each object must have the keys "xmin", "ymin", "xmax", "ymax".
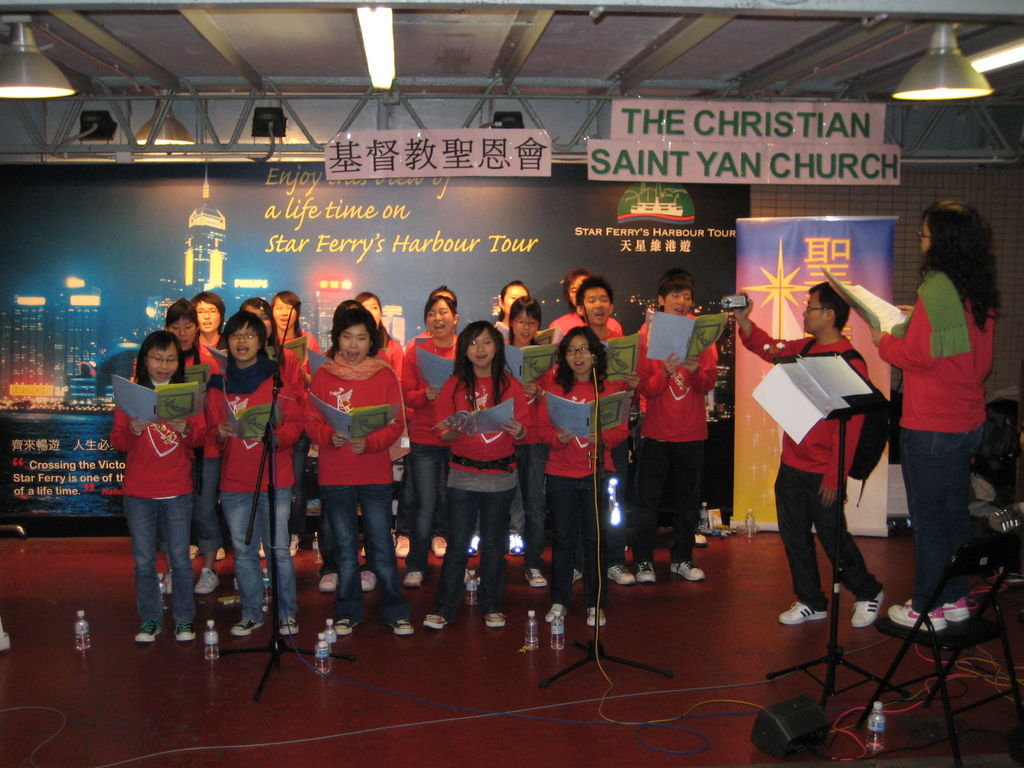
[{"xmin": 800, "ymin": 338, "xmax": 816, "ymax": 356}]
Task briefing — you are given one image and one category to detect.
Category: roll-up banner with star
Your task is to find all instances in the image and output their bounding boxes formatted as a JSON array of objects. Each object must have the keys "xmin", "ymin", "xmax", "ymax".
[{"xmin": 734, "ymin": 217, "xmax": 895, "ymax": 536}]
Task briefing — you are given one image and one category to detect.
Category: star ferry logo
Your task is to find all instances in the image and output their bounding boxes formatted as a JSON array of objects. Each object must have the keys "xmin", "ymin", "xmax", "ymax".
[
  {"xmin": 616, "ymin": 183, "xmax": 695, "ymax": 225},
  {"xmin": 742, "ymin": 238, "xmax": 804, "ymax": 335}
]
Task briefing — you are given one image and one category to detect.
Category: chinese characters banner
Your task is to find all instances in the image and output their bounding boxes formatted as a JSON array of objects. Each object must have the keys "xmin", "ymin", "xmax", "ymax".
[
  {"xmin": 734, "ymin": 217, "xmax": 895, "ymax": 536},
  {"xmin": 325, "ymin": 129, "xmax": 552, "ymax": 180}
]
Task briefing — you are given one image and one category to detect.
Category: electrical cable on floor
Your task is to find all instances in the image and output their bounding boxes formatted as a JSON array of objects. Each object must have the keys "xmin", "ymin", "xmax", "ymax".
[{"xmin": 0, "ymin": 706, "xmax": 66, "ymax": 768}]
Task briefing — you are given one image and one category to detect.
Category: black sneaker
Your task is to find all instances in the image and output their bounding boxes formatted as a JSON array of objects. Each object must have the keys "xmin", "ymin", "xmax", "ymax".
[
  {"xmin": 230, "ymin": 618, "xmax": 264, "ymax": 637},
  {"xmin": 134, "ymin": 620, "xmax": 161, "ymax": 643},
  {"xmin": 174, "ymin": 621, "xmax": 196, "ymax": 642}
]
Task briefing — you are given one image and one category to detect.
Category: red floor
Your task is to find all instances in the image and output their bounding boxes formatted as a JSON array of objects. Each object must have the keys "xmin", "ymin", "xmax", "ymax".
[{"xmin": 2, "ymin": 532, "xmax": 1022, "ymax": 767}]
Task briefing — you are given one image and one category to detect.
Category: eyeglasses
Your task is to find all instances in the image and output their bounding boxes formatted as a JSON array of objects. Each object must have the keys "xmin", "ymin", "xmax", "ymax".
[
  {"xmin": 229, "ymin": 332, "xmax": 258, "ymax": 341},
  {"xmin": 147, "ymin": 354, "xmax": 178, "ymax": 365},
  {"xmin": 804, "ymin": 305, "xmax": 827, "ymax": 313},
  {"xmin": 196, "ymin": 308, "xmax": 219, "ymax": 316},
  {"xmin": 566, "ymin": 345, "xmax": 591, "ymax": 356}
]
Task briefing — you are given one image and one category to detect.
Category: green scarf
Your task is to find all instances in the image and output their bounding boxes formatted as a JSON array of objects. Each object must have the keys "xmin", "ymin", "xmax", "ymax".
[{"xmin": 890, "ymin": 270, "xmax": 970, "ymax": 358}]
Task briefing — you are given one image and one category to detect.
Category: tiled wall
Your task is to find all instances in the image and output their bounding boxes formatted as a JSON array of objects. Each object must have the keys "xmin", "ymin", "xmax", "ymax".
[{"xmin": 751, "ymin": 167, "xmax": 1023, "ymax": 397}]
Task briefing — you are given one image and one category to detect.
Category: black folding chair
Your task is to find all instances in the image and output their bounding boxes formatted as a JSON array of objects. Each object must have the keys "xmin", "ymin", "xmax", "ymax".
[{"xmin": 858, "ymin": 532, "xmax": 1023, "ymax": 767}]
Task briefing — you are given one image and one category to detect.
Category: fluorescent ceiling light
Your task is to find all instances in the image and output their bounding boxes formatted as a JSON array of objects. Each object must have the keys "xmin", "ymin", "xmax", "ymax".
[
  {"xmin": 357, "ymin": 7, "xmax": 395, "ymax": 90},
  {"xmin": 0, "ymin": 17, "xmax": 75, "ymax": 98},
  {"xmin": 893, "ymin": 23, "xmax": 993, "ymax": 101},
  {"xmin": 970, "ymin": 40, "xmax": 1024, "ymax": 74}
]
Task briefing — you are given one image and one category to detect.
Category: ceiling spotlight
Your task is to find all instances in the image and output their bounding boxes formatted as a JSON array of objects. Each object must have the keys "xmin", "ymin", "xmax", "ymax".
[
  {"xmin": 0, "ymin": 16, "xmax": 75, "ymax": 98},
  {"xmin": 136, "ymin": 102, "xmax": 195, "ymax": 146},
  {"xmin": 893, "ymin": 23, "xmax": 993, "ymax": 100}
]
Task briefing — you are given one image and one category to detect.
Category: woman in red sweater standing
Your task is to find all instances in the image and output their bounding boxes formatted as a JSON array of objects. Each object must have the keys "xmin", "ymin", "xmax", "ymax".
[
  {"xmin": 111, "ymin": 331, "xmax": 206, "ymax": 643},
  {"xmin": 306, "ymin": 305, "xmax": 413, "ymax": 636},
  {"xmin": 206, "ymin": 310, "xmax": 304, "ymax": 638},
  {"xmin": 537, "ymin": 326, "xmax": 628, "ymax": 628},
  {"xmin": 401, "ymin": 293, "xmax": 459, "ymax": 588},
  {"xmin": 873, "ymin": 201, "xmax": 998, "ymax": 630},
  {"xmin": 423, "ymin": 321, "xmax": 528, "ymax": 629}
]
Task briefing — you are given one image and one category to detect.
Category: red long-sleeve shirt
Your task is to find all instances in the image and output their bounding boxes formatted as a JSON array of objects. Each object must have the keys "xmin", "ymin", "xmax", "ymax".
[
  {"xmin": 878, "ymin": 297, "xmax": 993, "ymax": 433},
  {"xmin": 536, "ymin": 378, "xmax": 628, "ymax": 478},
  {"xmin": 434, "ymin": 375, "xmax": 529, "ymax": 472},
  {"xmin": 741, "ymin": 321, "xmax": 865, "ymax": 491},
  {"xmin": 305, "ymin": 364, "xmax": 405, "ymax": 486},
  {"xmin": 111, "ymin": 409, "xmax": 206, "ymax": 498},
  {"xmin": 638, "ymin": 326, "xmax": 718, "ymax": 443},
  {"xmin": 401, "ymin": 337, "xmax": 457, "ymax": 446},
  {"xmin": 205, "ymin": 376, "xmax": 303, "ymax": 492}
]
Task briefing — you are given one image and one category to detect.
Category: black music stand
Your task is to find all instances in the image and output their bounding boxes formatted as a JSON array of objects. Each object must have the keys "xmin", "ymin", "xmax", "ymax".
[
  {"xmin": 219, "ymin": 366, "xmax": 354, "ymax": 700},
  {"xmin": 765, "ymin": 354, "xmax": 899, "ymax": 705},
  {"xmin": 540, "ymin": 369, "xmax": 672, "ymax": 688}
]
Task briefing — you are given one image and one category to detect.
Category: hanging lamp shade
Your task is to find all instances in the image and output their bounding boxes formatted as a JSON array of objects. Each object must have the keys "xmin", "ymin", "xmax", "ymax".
[
  {"xmin": 136, "ymin": 103, "xmax": 195, "ymax": 145},
  {"xmin": 893, "ymin": 23, "xmax": 993, "ymax": 100},
  {"xmin": 0, "ymin": 19, "xmax": 75, "ymax": 98}
]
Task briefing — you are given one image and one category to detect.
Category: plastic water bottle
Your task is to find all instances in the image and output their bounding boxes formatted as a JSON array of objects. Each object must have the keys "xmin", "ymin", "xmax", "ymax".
[
  {"xmin": 745, "ymin": 508, "xmax": 757, "ymax": 538},
  {"xmin": 866, "ymin": 701, "xmax": 886, "ymax": 753},
  {"xmin": 465, "ymin": 570, "xmax": 478, "ymax": 605},
  {"xmin": 262, "ymin": 567, "xmax": 272, "ymax": 605},
  {"xmin": 699, "ymin": 501, "xmax": 710, "ymax": 533},
  {"xmin": 550, "ymin": 614, "xmax": 565, "ymax": 650},
  {"xmin": 74, "ymin": 609, "xmax": 91, "ymax": 651},
  {"xmin": 158, "ymin": 573, "xmax": 168, "ymax": 609},
  {"xmin": 524, "ymin": 610, "xmax": 538, "ymax": 650},
  {"xmin": 313, "ymin": 531, "xmax": 322, "ymax": 564},
  {"xmin": 203, "ymin": 619, "xmax": 219, "ymax": 660},
  {"xmin": 324, "ymin": 618, "xmax": 337, "ymax": 646},
  {"xmin": 314, "ymin": 632, "xmax": 331, "ymax": 675}
]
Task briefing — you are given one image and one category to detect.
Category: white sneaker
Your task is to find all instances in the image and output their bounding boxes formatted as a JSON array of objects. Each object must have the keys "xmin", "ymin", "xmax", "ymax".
[
  {"xmin": 403, "ymin": 570, "xmax": 423, "ymax": 589},
  {"xmin": 607, "ymin": 564, "xmax": 636, "ymax": 585},
  {"xmin": 524, "ymin": 568, "xmax": 547, "ymax": 588},
  {"xmin": 431, "ymin": 536, "xmax": 447, "ymax": 558},
  {"xmin": 193, "ymin": 567, "xmax": 219, "ymax": 595},
  {"xmin": 851, "ymin": 590, "xmax": 884, "ymax": 628},
  {"xmin": 670, "ymin": 561, "xmax": 705, "ymax": 582},
  {"xmin": 779, "ymin": 601, "xmax": 828, "ymax": 625},
  {"xmin": 318, "ymin": 572, "xmax": 338, "ymax": 593},
  {"xmin": 361, "ymin": 570, "xmax": 377, "ymax": 592},
  {"xmin": 635, "ymin": 561, "xmax": 656, "ymax": 584},
  {"xmin": 395, "ymin": 535, "xmax": 410, "ymax": 558},
  {"xmin": 545, "ymin": 603, "xmax": 566, "ymax": 623},
  {"xmin": 586, "ymin": 607, "xmax": 607, "ymax": 627}
]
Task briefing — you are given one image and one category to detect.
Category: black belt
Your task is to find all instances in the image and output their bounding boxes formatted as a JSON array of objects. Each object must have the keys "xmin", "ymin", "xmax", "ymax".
[{"xmin": 451, "ymin": 454, "xmax": 515, "ymax": 472}]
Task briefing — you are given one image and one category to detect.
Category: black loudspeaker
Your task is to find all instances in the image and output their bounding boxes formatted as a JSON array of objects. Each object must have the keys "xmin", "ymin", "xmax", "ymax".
[{"xmin": 751, "ymin": 695, "xmax": 830, "ymax": 758}]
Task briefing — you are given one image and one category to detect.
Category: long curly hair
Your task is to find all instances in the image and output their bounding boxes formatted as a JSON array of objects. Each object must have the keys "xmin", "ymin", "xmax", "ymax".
[{"xmin": 921, "ymin": 201, "xmax": 999, "ymax": 329}]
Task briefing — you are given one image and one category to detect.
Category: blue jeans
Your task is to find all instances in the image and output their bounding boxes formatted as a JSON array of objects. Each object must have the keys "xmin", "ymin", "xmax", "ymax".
[
  {"xmin": 548, "ymin": 474, "xmax": 607, "ymax": 609},
  {"xmin": 901, "ymin": 426, "xmax": 983, "ymax": 611},
  {"xmin": 192, "ymin": 456, "xmax": 223, "ymax": 554},
  {"xmin": 434, "ymin": 482, "xmax": 516, "ymax": 620},
  {"xmin": 513, "ymin": 443, "xmax": 549, "ymax": 569},
  {"xmin": 407, "ymin": 442, "xmax": 451, "ymax": 573},
  {"xmin": 321, "ymin": 484, "xmax": 409, "ymax": 624},
  {"xmin": 221, "ymin": 487, "xmax": 297, "ymax": 623},
  {"xmin": 124, "ymin": 494, "xmax": 195, "ymax": 624},
  {"xmin": 633, "ymin": 438, "xmax": 702, "ymax": 564}
]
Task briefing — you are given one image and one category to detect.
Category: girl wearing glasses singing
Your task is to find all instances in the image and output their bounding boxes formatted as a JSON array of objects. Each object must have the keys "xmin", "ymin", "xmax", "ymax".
[
  {"xmin": 111, "ymin": 331, "xmax": 206, "ymax": 644},
  {"xmin": 536, "ymin": 326, "xmax": 629, "ymax": 628},
  {"xmin": 205, "ymin": 310, "xmax": 304, "ymax": 639}
]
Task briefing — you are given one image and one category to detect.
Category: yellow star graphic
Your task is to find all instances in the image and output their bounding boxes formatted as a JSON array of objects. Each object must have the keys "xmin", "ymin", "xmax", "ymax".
[{"xmin": 742, "ymin": 238, "xmax": 804, "ymax": 334}]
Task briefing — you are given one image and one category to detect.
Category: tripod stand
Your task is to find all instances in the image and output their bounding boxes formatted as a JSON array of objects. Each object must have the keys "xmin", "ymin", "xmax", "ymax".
[
  {"xmin": 766, "ymin": 401, "xmax": 897, "ymax": 705},
  {"xmin": 540, "ymin": 366, "xmax": 673, "ymax": 688},
  {"xmin": 218, "ymin": 366, "xmax": 354, "ymax": 701}
]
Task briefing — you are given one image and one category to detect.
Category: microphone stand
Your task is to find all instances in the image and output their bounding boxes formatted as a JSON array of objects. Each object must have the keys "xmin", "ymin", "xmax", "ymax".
[
  {"xmin": 540, "ymin": 351, "xmax": 672, "ymax": 688},
  {"xmin": 219, "ymin": 356, "xmax": 354, "ymax": 701}
]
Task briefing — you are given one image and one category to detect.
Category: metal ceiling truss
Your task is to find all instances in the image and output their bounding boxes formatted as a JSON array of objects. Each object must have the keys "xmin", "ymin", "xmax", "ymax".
[{"xmin": 3, "ymin": 87, "xmax": 1020, "ymax": 164}]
